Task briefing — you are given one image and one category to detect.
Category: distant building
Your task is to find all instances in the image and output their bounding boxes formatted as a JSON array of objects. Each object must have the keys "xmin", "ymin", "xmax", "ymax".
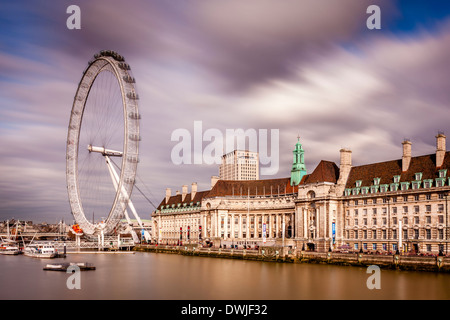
[
  {"xmin": 219, "ymin": 150, "xmax": 259, "ymax": 180},
  {"xmin": 152, "ymin": 134, "xmax": 450, "ymax": 255}
]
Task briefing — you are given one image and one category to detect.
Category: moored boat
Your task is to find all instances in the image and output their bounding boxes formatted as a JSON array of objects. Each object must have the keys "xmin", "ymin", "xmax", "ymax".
[
  {"xmin": 24, "ymin": 243, "xmax": 57, "ymax": 258},
  {"xmin": 43, "ymin": 262, "xmax": 95, "ymax": 271},
  {"xmin": 0, "ymin": 242, "xmax": 21, "ymax": 255}
]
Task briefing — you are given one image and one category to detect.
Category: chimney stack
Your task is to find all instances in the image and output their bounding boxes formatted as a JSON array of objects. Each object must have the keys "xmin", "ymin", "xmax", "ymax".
[
  {"xmin": 211, "ymin": 176, "xmax": 219, "ymax": 188},
  {"xmin": 402, "ymin": 140, "xmax": 412, "ymax": 172},
  {"xmin": 191, "ymin": 182, "xmax": 198, "ymax": 200},
  {"xmin": 436, "ymin": 133, "xmax": 446, "ymax": 167},
  {"xmin": 337, "ymin": 148, "xmax": 352, "ymax": 186},
  {"xmin": 182, "ymin": 185, "xmax": 188, "ymax": 201},
  {"xmin": 165, "ymin": 188, "xmax": 171, "ymax": 204}
]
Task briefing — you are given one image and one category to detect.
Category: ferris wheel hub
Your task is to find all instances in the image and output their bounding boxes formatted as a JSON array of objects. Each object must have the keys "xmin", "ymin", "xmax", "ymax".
[{"xmin": 87, "ymin": 144, "xmax": 123, "ymax": 157}]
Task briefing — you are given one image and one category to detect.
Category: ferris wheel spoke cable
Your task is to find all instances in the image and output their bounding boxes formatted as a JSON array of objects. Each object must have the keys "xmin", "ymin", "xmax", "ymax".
[{"xmin": 109, "ymin": 157, "xmax": 157, "ymax": 210}]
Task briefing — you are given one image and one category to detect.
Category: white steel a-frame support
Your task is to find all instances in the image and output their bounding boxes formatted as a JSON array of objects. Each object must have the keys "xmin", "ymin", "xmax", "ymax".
[{"xmin": 105, "ymin": 155, "xmax": 151, "ymax": 242}]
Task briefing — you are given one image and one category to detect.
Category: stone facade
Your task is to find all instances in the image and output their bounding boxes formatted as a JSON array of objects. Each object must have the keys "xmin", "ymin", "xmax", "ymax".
[{"xmin": 152, "ymin": 135, "xmax": 450, "ymax": 255}]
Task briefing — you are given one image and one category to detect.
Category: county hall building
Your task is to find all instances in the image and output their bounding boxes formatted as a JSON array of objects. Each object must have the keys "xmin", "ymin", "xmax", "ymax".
[{"xmin": 152, "ymin": 133, "xmax": 450, "ymax": 255}]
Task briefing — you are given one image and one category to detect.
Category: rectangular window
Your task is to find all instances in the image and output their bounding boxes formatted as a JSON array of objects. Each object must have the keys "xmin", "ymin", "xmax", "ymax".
[
  {"xmin": 403, "ymin": 206, "xmax": 408, "ymax": 214},
  {"xmin": 426, "ymin": 229, "xmax": 431, "ymax": 240},
  {"xmin": 373, "ymin": 208, "xmax": 377, "ymax": 215}
]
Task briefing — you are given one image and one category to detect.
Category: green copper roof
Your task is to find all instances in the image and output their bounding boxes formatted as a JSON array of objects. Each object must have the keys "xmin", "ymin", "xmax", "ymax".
[{"xmin": 291, "ymin": 137, "xmax": 306, "ymax": 186}]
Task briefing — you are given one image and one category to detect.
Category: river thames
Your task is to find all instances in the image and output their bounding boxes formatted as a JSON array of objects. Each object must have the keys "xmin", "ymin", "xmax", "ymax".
[{"xmin": 1, "ymin": 251, "xmax": 450, "ymax": 300}]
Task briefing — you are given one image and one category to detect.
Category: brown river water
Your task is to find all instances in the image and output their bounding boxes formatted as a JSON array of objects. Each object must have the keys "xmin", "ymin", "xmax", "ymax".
[{"xmin": 1, "ymin": 251, "xmax": 449, "ymax": 300}]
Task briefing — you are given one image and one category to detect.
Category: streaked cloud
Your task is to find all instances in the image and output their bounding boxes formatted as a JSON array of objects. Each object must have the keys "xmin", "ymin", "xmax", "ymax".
[{"xmin": 0, "ymin": 1, "xmax": 449, "ymax": 222}]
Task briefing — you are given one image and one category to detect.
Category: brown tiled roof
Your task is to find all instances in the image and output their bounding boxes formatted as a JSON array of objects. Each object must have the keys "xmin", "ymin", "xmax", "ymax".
[
  {"xmin": 157, "ymin": 190, "xmax": 210, "ymax": 210},
  {"xmin": 301, "ymin": 160, "xmax": 340, "ymax": 184},
  {"xmin": 207, "ymin": 178, "xmax": 298, "ymax": 198},
  {"xmin": 345, "ymin": 152, "xmax": 450, "ymax": 188}
]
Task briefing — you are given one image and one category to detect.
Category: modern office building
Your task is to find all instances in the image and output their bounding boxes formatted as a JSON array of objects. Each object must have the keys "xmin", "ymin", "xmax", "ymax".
[{"xmin": 219, "ymin": 150, "xmax": 259, "ymax": 180}]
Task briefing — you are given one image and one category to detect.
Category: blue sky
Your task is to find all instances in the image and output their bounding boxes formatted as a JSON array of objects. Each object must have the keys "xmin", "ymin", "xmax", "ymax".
[{"xmin": 1, "ymin": 0, "xmax": 450, "ymax": 223}]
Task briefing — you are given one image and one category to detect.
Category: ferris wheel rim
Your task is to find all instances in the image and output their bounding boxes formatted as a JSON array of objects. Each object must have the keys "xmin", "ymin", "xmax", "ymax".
[{"xmin": 66, "ymin": 50, "xmax": 140, "ymax": 236}]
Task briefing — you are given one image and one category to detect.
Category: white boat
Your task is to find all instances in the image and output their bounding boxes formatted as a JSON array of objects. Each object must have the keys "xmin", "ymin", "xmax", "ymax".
[
  {"xmin": 0, "ymin": 242, "xmax": 20, "ymax": 255},
  {"xmin": 24, "ymin": 243, "xmax": 57, "ymax": 258}
]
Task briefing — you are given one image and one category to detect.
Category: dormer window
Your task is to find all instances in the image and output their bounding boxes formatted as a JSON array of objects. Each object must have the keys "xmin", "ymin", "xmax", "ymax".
[
  {"xmin": 393, "ymin": 175, "xmax": 401, "ymax": 183},
  {"xmin": 371, "ymin": 185, "xmax": 379, "ymax": 193},
  {"xmin": 401, "ymin": 182, "xmax": 410, "ymax": 191},
  {"xmin": 439, "ymin": 169, "xmax": 447, "ymax": 178},
  {"xmin": 412, "ymin": 181, "xmax": 421, "ymax": 190},
  {"xmin": 356, "ymin": 180, "xmax": 362, "ymax": 188},
  {"xmin": 436, "ymin": 178, "xmax": 445, "ymax": 187},
  {"xmin": 423, "ymin": 179, "xmax": 432, "ymax": 188},
  {"xmin": 415, "ymin": 172, "xmax": 423, "ymax": 181},
  {"xmin": 374, "ymin": 177, "xmax": 381, "ymax": 185},
  {"xmin": 380, "ymin": 184, "xmax": 389, "ymax": 193},
  {"xmin": 361, "ymin": 187, "xmax": 369, "ymax": 195},
  {"xmin": 390, "ymin": 183, "xmax": 399, "ymax": 192}
]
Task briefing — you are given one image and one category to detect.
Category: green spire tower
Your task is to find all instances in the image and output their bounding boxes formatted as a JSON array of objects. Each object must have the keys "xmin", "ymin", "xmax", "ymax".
[{"xmin": 290, "ymin": 136, "xmax": 307, "ymax": 186}]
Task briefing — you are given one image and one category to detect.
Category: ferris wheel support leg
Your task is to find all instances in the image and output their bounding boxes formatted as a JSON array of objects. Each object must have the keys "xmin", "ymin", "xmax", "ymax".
[
  {"xmin": 105, "ymin": 156, "xmax": 134, "ymax": 226},
  {"xmin": 105, "ymin": 156, "xmax": 146, "ymax": 242}
]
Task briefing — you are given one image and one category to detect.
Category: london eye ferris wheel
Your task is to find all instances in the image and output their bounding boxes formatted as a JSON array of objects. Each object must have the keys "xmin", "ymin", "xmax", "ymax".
[{"xmin": 66, "ymin": 50, "xmax": 145, "ymax": 239}]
